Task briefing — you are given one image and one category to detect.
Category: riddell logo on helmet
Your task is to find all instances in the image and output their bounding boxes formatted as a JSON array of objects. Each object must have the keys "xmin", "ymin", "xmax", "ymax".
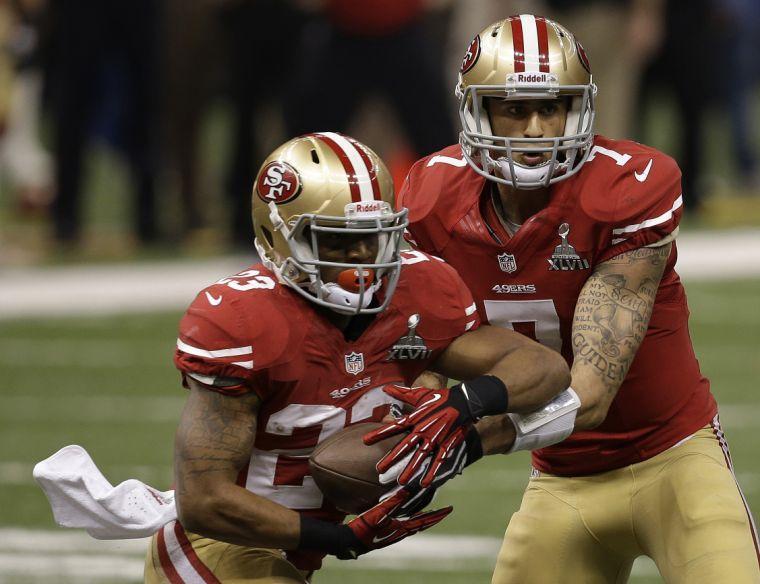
[
  {"xmin": 256, "ymin": 161, "xmax": 302, "ymax": 205},
  {"xmin": 355, "ymin": 201, "xmax": 383, "ymax": 213},
  {"xmin": 516, "ymin": 73, "xmax": 550, "ymax": 83}
]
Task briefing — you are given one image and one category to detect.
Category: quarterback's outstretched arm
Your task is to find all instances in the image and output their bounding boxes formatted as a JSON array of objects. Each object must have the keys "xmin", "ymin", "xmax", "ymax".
[
  {"xmin": 431, "ymin": 324, "xmax": 571, "ymax": 413},
  {"xmin": 365, "ymin": 324, "xmax": 571, "ymax": 488},
  {"xmin": 174, "ymin": 379, "xmax": 302, "ymax": 549},
  {"xmin": 571, "ymin": 244, "xmax": 672, "ymax": 429}
]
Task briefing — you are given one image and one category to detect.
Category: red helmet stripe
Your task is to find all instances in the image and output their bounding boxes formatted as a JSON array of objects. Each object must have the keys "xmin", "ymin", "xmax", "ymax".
[
  {"xmin": 311, "ymin": 133, "xmax": 362, "ymax": 202},
  {"xmin": 346, "ymin": 135, "xmax": 382, "ymax": 200},
  {"xmin": 510, "ymin": 17, "xmax": 526, "ymax": 73},
  {"xmin": 535, "ymin": 16, "xmax": 550, "ymax": 73}
]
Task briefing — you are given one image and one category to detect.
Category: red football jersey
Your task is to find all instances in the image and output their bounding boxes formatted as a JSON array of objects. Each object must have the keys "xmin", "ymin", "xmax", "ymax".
[
  {"xmin": 399, "ymin": 137, "xmax": 716, "ymax": 476},
  {"xmin": 174, "ymin": 251, "xmax": 478, "ymax": 569}
]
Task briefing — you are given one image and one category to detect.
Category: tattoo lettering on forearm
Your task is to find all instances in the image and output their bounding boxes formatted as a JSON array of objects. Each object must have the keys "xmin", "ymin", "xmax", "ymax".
[
  {"xmin": 571, "ymin": 245, "xmax": 670, "ymax": 395},
  {"xmin": 604, "ymin": 246, "xmax": 670, "ymax": 266},
  {"xmin": 572, "ymin": 332, "xmax": 631, "ymax": 384}
]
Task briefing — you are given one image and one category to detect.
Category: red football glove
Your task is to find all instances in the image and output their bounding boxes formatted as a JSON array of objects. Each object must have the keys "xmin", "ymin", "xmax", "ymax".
[
  {"xmin": 365, "ymin": 377, "xmax": 507, "ymax": 487},
  {"xmin": 298, "ymin": 489, "xmax": 451, "ymax": 560},
  {"xmin": 363, "ymin": 384, "xmax": 476, "ymax": 486},
  {"xmin": 339, "ymin": 489, "xmax": 452, "ymax": 559}
]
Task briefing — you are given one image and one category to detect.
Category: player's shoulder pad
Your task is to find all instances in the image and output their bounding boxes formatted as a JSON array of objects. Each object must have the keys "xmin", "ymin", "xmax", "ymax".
[
  {"xmin": 578, "ymin": 137, "xmax": 682, "ymax": 226},
  {"xmin": 398, "ymin": 144, "xmax": 481, "ymax": 254},
  {"xmin": 176, "ymin": 264, "xmax": 296, "ymax": 375},
  {"xmin": 396, "ymin": 250, "xmax": 478, "ymax": 341}
]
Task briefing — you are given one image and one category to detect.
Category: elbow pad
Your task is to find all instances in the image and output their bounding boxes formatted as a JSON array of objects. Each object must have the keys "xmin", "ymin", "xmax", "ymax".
[{"xmin": 507, "ymin": 388, "xmax": 580, "ymax": 453}]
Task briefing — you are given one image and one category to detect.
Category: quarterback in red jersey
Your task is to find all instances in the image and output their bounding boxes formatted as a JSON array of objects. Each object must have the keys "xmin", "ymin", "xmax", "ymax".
[
  {"xmin": 392, "ymin": 15, "xmax": 760, "ymax": 584},
  {"xmin": 143, "ymin": 133, "xmax": 569, "ymax": 583}
]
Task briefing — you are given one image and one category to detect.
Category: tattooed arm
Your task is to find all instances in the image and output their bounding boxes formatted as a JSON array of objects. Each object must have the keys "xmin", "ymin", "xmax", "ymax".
[
  {"xmin": 571, "ymin": 244, "xmax": 672, "ymax": 429},
  {"xmin": 174, "ymin": 377, "xmax": 301, "ymax": 548}
]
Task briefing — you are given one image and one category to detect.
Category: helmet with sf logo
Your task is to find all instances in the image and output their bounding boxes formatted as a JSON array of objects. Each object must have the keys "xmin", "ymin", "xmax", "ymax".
[
  {"xmin": 252, "ymin": 133, "xmax": 408, "ymax": 314},
  {"xmin": 457, "ymin": 15, "xmax": 596, "ymax": 189}
]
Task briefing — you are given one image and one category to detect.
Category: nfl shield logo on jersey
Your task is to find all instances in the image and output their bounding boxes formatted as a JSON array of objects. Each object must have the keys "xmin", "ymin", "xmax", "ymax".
[
  {"xmin": 344, "ymin": 352, "xmax": 365, "ymax": 376},
  {"xmin": 497, "ymin": 253, "xmax": 517, "ymax": 273}
]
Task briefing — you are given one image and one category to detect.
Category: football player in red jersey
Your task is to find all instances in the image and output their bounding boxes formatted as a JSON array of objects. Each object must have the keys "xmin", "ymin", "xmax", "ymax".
[
  {"xmin": 143, "ymin": 133, "xmax": 570, "ymax": 583},
  {"xmin": 376, "ymin": 15, "xmax": 760, "ymax": 584}
]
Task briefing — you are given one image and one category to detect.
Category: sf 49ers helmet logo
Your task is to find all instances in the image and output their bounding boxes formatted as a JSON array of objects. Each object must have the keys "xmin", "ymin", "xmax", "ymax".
[
  {"xmin": 575, "ymin": 39, "xmax": 591, "ymax": 74},
  {"xmin": 256, "ymin": 161, "xmax": 302, "ymax": 204},
  {"xmin": 460, "ymin": 35, "xmax": 481, "ymax": 74}
]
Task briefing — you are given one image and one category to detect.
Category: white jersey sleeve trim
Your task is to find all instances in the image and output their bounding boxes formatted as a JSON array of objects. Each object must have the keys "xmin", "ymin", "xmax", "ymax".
[
  {"xmin": 231, "ymin": 360, "xmax": 254, "ymax": 370},
  {"xmin": 177, "ymin": 338, "xmax": 253, "ymax": 359},
  {"xmin": 426, "ymin": 154, "xmax": 467, "ymax": 168},
  {"xmin": 465, "ymin": 303, "xmax": 477, "ymax": 316},
  {"xmin": 611, "ymin": 194, "xmax": 683, "ymax": 237}
]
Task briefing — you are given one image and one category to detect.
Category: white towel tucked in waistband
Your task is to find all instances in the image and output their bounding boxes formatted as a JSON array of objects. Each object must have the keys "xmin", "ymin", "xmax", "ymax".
[{"xmin": 33, "ymin": 444, "xmax": 177, "ymax": 539}]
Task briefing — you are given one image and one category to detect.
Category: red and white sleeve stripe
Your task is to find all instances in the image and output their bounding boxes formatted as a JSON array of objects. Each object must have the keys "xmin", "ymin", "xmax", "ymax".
[
  {"xmin": 465, "ymin": 302, "xmax": 478, "ymax": 331},
  {"xmin": 611, "ymin": 195, "xmax": 683, "ymax": 245},
  {"xmin": 176, "ymin": 338, "xmax": 254, "ymax": 370}
]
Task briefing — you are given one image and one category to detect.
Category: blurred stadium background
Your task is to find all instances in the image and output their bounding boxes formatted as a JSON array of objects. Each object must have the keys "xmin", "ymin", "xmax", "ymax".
[{"xmin": 1, "ymin": 0, "xmax": 759, "ymax": 583}]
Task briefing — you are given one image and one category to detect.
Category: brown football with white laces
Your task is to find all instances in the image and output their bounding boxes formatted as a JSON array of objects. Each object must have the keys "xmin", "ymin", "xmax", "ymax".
[{"xmin": 309, "ymin": 422, "xmax": 405, "ymax": 515}]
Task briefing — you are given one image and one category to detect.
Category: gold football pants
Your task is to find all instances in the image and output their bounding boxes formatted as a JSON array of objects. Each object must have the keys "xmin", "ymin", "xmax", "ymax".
[
  {"xmin": 143, "ymin": 520, "xmax": 309, "ymax": 584},
  {"xmin": 493, "ymin": 418, "xmax": 760, "ymax": 584}
]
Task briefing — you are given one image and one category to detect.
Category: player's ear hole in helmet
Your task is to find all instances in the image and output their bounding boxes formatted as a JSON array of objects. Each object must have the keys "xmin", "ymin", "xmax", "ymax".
[{"xmin": 251, "ymin": 133, "xmax": 408, "ymax": 316}]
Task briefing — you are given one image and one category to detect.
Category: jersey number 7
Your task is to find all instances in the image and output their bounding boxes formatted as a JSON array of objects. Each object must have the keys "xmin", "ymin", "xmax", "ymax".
[{"xmin": 484, "ymin": 299, "xmax": 562, "ymax": 352}]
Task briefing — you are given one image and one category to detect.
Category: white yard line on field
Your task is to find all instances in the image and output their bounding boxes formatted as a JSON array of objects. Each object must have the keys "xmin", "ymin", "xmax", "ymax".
[
  {"xmin": 0, "ymin": 395, "xmax": 184, "ymax": 422},
  {"xmin": 0, "ymin": 256, "xmax": 252, "ymax": 321},
  {"xmin": 1, "ymin": 230, "xmax": 758, "ymax": 320},
  {"xmin": 0, "ymin": 338, "xmax": 163, "ymax": 368},
  {"xmin": 0, "ymin": 529, "xmax": 660, "ymax": 581}
]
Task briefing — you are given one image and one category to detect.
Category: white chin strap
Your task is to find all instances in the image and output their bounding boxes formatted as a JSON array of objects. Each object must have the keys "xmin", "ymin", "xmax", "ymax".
[
  {"xmin": 319, "ymin": 280, "xmax": 381, "ymax": 312},
  {"xmin": 495, "ymin": 157, "xmax": 555, "ymax": 186}
]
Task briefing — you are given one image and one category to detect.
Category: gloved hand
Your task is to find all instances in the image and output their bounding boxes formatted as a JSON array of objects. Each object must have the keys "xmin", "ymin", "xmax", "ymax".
[
  {"xmin": 381, "ymin": 426, "xmax": 483, "ymax": 517},
  {"xmin": 364, "ymin": 377, "xmax": 505, "ymax": 486},
  {"xmin": 338, "ymin": 489, "xmax": 452, "ymax": 559},
  {"xmin": 298, "ymin": 489, "xmax": 452, "ymax": 560}
]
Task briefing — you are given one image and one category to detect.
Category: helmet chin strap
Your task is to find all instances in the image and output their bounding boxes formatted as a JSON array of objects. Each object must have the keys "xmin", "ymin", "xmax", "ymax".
[
  {"xmin": 492, "ymin": 153, "xmax": 570, "ymax": 189},
  {"xmin": 317, "ymin": 266, "xmax": 382, "ymax": 313},
  {"xmin": 494, "ymin": 157, "xmax": 553, "ymax": 187},
  {"xmin": 320, "ymin": 281, "xmax": 380, "ymax": 312}
]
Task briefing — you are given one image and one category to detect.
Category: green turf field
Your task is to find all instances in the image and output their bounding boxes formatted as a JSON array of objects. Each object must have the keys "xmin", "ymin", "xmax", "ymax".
[{"xmin": 1, "ymin": 278, "xmax": 758, "ymax": 583}]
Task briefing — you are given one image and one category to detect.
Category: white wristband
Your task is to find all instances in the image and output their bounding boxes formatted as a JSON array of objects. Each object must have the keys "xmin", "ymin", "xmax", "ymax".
[{"xmin": 507, "ymin": 388, "xmax": 580, "ymax": 453}]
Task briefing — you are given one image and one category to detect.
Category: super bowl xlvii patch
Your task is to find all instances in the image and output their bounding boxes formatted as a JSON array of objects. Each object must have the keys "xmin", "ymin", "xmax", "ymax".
[
  {"xmin": 386, "ymin": 314, "xmax": 433, "ymax": 361},
  {"xmin": 344, "ymin": 351, "xmax": 365, "ymax": 376},
  {"xmin": 548, "ymin": 223, "xmax": 590, "ymax": 271},
  {"xmin": 497, "ymin": 252, "xmax": 517, "ymax": 273}
]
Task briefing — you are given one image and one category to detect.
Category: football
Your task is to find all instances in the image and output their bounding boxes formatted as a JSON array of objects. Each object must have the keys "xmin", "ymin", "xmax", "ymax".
[{"xmin": 309, "ymin": 422, "xmax": 405, "ymax": 515}]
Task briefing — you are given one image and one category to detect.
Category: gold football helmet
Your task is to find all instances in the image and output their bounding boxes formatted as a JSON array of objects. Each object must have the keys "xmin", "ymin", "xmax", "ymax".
[
  {"xmin": 457, "ymin": 15, "xmax": 596, "ymax": 189},
  {"xmin": 252, "ymin": 133, "xmax": 408, "ymax": 315}
]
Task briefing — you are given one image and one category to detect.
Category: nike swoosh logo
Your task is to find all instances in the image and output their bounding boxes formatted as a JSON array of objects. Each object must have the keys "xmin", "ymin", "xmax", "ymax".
[
  {"xmin": 408, "ymin": 394, "xmax": 442, "ymax": 419},
  {"xmin": 205, "ymin": 291, "xmax": 222, "ymax": 306},
  {"xmin": 634, "ymin": 159, "xmax": 653, "ymax": 182},
  {"xmin": 372, "ymin": 531, "xmax": 399, "ymax": 544}
]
